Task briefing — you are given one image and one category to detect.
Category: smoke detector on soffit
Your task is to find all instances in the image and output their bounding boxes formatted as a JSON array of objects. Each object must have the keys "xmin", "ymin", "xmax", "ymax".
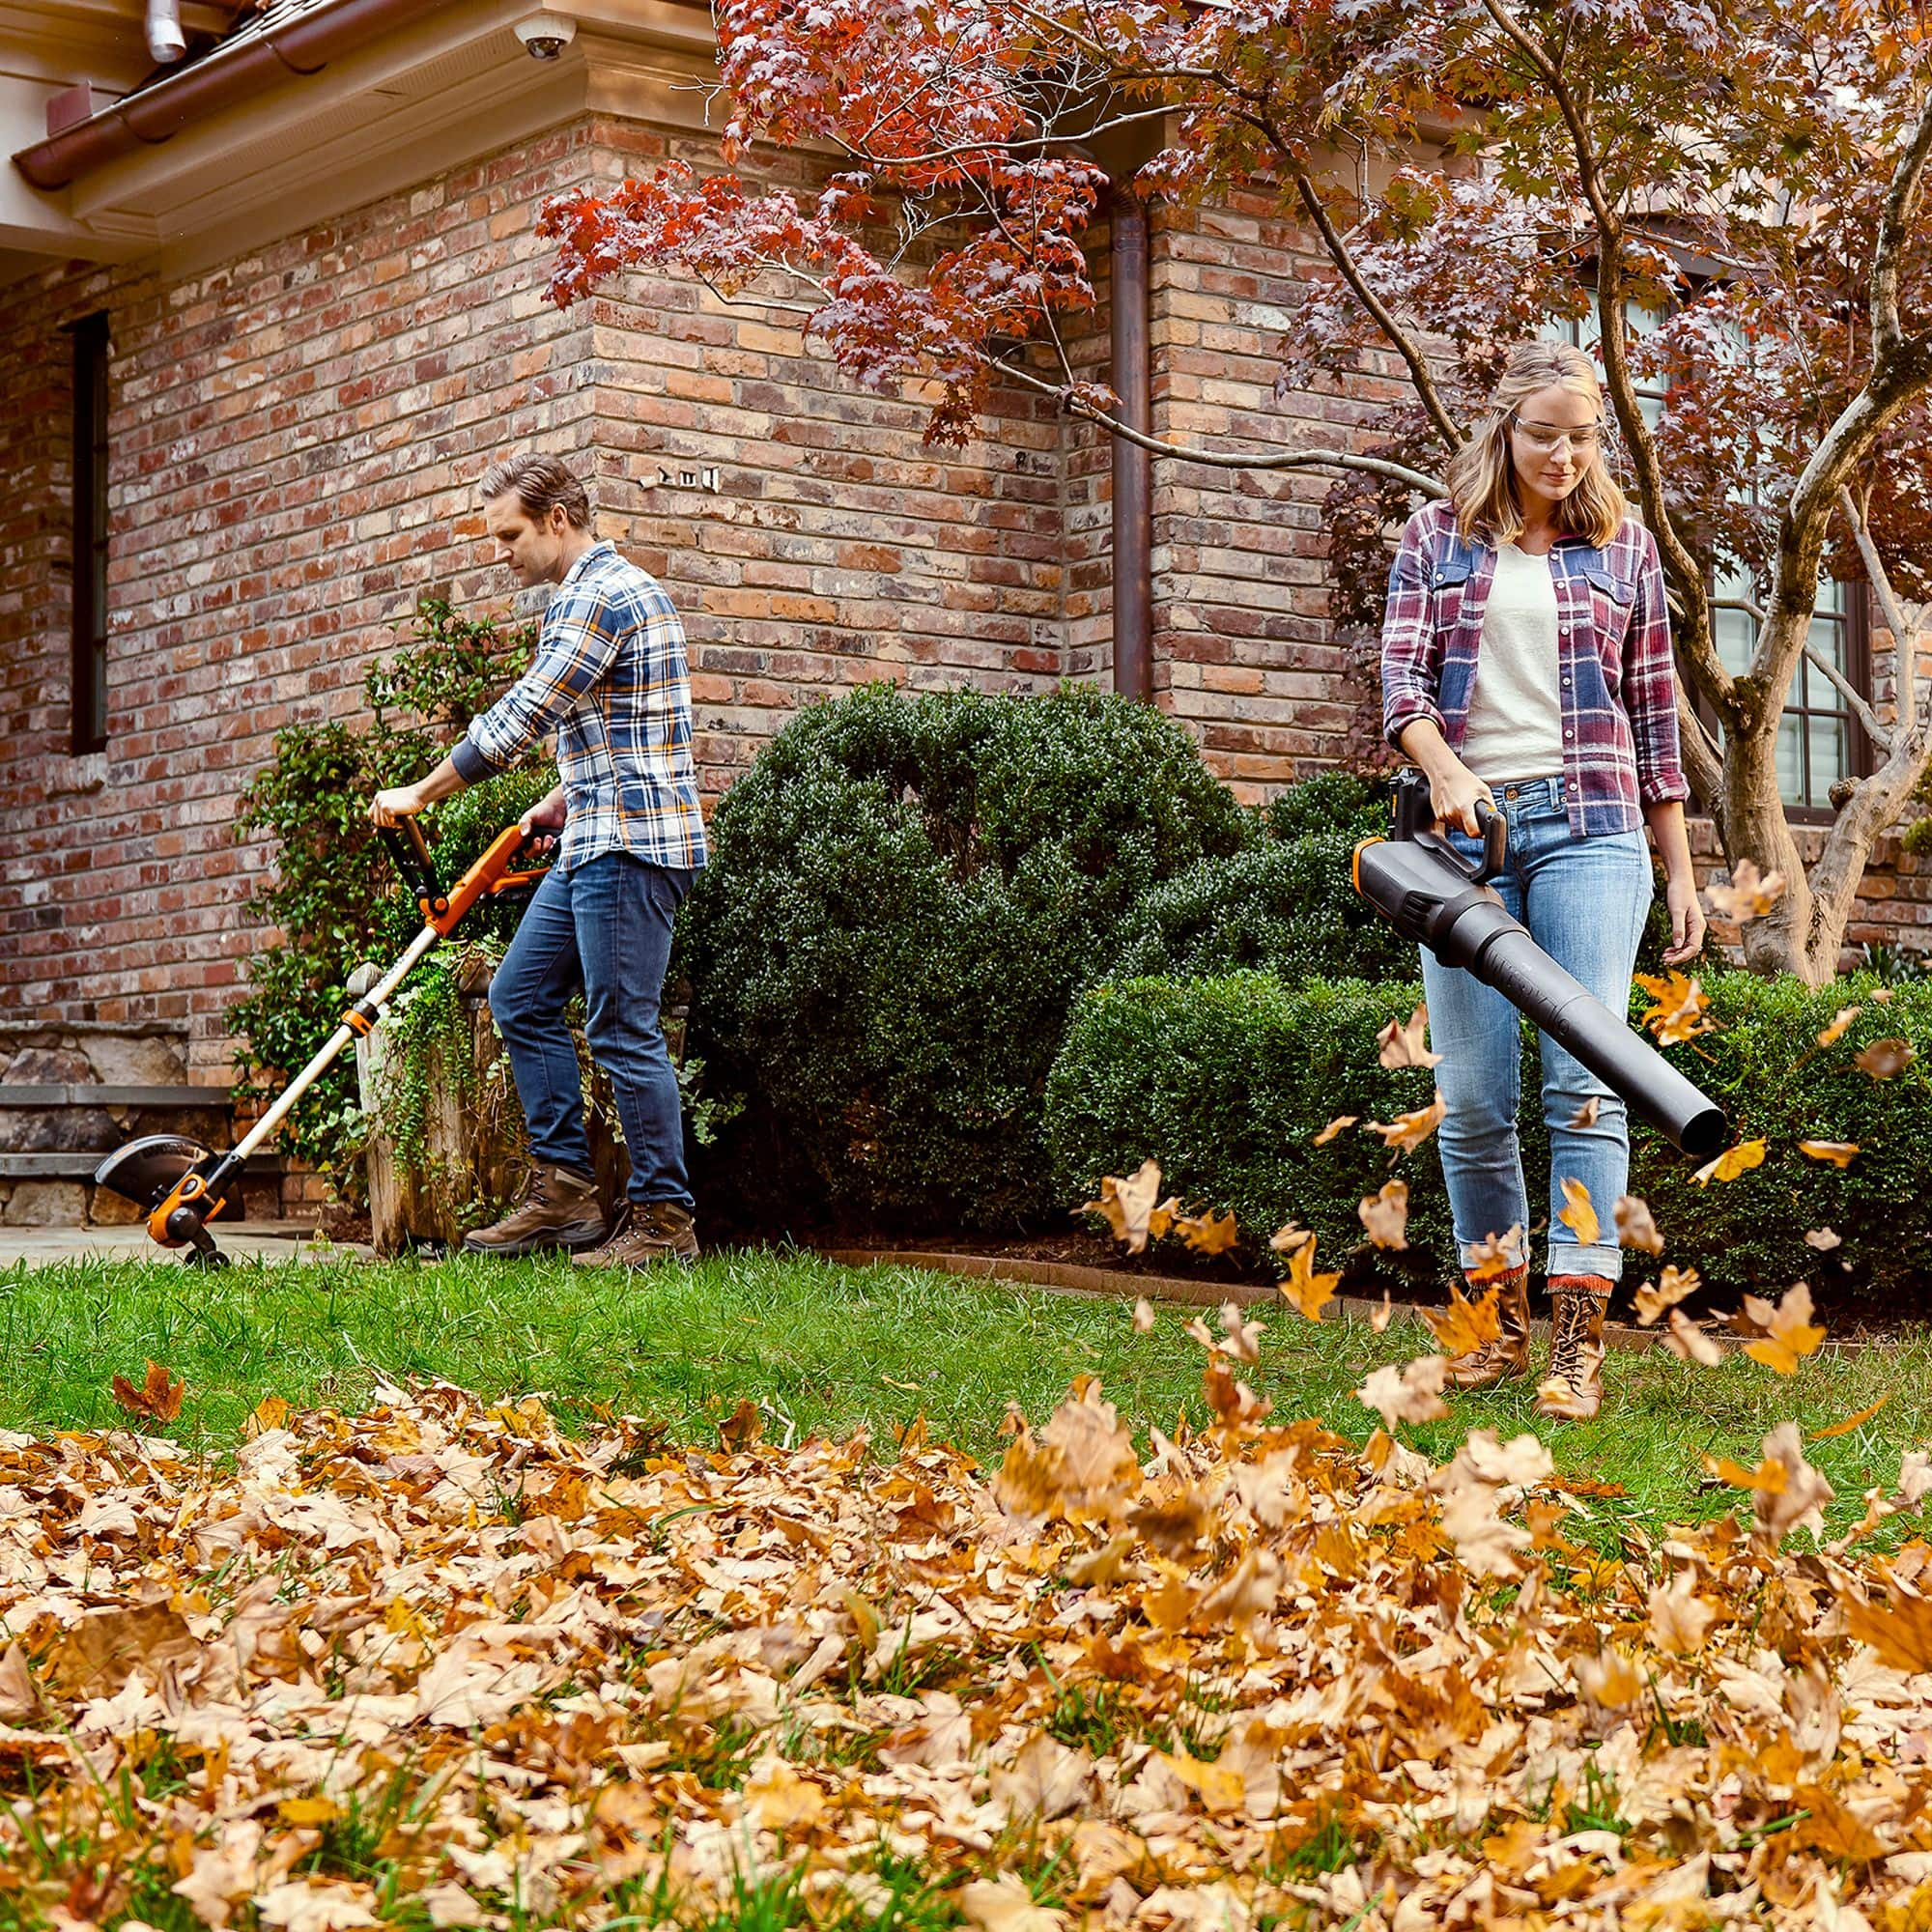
[{"xmin": 513, "ymin": 14, "xmax": 577, "ymax": 59}]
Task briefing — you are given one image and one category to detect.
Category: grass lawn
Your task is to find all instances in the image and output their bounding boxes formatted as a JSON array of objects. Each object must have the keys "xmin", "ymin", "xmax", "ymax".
[{"xmin": 1, "ymin": 1245, "xmax": 1923, "ymax": 1548}]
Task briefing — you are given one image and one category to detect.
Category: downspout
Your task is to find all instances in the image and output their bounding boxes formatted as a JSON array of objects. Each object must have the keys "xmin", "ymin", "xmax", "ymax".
[
  {"xmin": 147, "ymin": 0, "xmax": 186, "ymax": 64},
  {"xmin": 1110, "ymin": 189, "xmax": 1153, "ymax": 703}
]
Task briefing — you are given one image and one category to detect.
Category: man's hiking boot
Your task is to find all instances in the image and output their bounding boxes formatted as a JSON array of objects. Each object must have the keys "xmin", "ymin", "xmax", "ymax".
[
  {"xmin": 1444, "ymin": 1263, "xmax": 1533, "ymax": 1390},
  {"xmin": 572, "ymin": 1200, "xmax": 699, "ymax": 1269},
  {"xmin": 1537, "ymin": 1274, "xmax": 1613, "ymax": 1421},
  {"xmin": 462, "ymin": 1163, "xmax": 606, "ymax": 1257}
]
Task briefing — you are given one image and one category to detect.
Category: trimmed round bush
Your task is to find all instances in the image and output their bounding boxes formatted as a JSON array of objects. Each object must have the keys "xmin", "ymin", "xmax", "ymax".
[
  {"xmin": 1044, "ymin": 969, "xmax": 1932, "ymax": 1300},
  {"xmin": 677, "ymin": 683, "xmax": 1255, "ymax": 1231}
]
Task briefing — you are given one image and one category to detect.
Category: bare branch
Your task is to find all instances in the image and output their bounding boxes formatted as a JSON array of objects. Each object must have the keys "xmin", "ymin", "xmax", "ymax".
[
  {"xmin": 1804, "ymin": 642, "xmax": 1892, "ymax": 755},
  {"xmin": 1288, "ymin": 168, "xmax": 1465, "ymax": 455},
  {"xmin": 1872, "ymin": 80, "xmax": 1932, "ymax": 358},
  {"xmin": 1675, "ymin": 685, "xmax": 1724, "ymax": 809},
  {"xmin": 1837, "ymin": 485, "xmax": 1922, "ymax": 737},
  {"xmin": 992, "ymin": 356, "xmax": 1447, "ymax": 491}
]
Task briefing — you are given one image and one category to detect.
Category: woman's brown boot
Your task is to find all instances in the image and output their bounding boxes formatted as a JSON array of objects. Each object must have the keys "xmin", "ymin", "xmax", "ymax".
[
  {"xmin": 1444, "ymin": 1264, "xmax": 1532, "ymax": 1389},
  {"xmin": 1537, "ymin": 1274, "xmax": 1612, "ymax": 1420}
]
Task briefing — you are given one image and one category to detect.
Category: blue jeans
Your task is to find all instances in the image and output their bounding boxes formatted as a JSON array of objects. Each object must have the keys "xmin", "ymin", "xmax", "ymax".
[
  {"xmin": 1417, "ymin": 774, "xmax": 1651, "ymax": 1281},
  {"xmin": 488, "ymin": 852, "xmax": 695, "ymax": 1210}
]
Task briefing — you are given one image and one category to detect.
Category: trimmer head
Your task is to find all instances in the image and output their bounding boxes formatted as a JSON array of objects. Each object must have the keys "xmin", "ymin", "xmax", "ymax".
[{"xmin": 94, "ymin": 1136, "xmax": 233, "ymax": 1266}]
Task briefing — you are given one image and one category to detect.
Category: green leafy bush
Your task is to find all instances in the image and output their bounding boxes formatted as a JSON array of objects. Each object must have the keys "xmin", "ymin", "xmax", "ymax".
[
  {"xmin": 677, "ymin": 683, "xmax": 1254, "ymax": 1231},
  {"xmin": 1044, "ymin": 969, "xmax": 1932, "ymax": 1301},
  {"xmin": 228, "ymin": 599, "xmax": 545, "ymax": 1181}
]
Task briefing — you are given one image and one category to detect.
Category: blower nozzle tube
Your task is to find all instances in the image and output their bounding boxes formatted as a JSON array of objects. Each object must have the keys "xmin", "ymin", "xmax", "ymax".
[{"xmin": 1352, "ymin": 818, "xmax": 1726, "ymax": 1161}]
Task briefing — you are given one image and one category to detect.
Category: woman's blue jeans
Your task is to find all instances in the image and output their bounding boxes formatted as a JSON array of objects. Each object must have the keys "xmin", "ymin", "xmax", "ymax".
[
  {"xmin": 488, "ymin": 851, "xmax": 696, "ymax": 1210},
  {"xmin": 1417, "ymin": 774, "xmax": 1651, "ymax": 1281}
]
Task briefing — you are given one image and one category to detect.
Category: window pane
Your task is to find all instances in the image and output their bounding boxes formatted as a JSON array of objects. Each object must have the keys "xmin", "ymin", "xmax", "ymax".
[
  {"xmin": 1776, "ymin": 714, "xmax": 1804, "ymax": 801},
  {"xmin": 1810, "ymin": 717, "xmax": 1848, "ymax": 802},
  {"xmin": 1807, "ymin": 613, "xmax": 1845, "ymax": 671},
  {"xmin": 1714, "ymin": 605, "xmax": 1754, "ymax": 675}
]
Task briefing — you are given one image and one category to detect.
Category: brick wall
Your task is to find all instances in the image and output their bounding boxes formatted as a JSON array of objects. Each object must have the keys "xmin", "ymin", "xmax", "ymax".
[{"xmin": 1, "ymin": 104, "xmax": 1928, "ymax": 1155}]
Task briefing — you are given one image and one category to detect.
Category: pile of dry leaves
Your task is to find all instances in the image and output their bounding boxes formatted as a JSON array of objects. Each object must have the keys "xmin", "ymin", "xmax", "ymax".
[{"xmin": 4, "ymin": 1350, "xmax": 1932, "ymax": 1931}]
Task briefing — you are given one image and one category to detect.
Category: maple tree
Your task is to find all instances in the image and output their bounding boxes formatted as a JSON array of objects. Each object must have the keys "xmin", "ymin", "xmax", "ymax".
[{"xmin": 539, "ymin": 0, "xmax": 1932, "ymax": 985}]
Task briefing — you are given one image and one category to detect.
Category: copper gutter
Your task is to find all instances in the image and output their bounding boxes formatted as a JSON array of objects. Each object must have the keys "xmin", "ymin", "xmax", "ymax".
[
  {"xmin": 14, "ymin": 0, "xmax": 463, "ymax": 191},
  {"xmin": 1109, "ymin": 189, "xmax": 1153, "ymax": 703}
]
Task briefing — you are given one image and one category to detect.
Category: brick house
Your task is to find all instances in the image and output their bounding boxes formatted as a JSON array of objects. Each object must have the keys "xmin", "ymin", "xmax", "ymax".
[{"xmin": 2, "ymin": 0, "xmax": 1926, "ymax": 1226}]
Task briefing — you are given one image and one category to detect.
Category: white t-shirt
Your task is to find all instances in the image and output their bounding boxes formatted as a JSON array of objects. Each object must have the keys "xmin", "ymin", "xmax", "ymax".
[{"xmin": 1459, "ymin": 543, "xmax": 1565, "ymax": 782}]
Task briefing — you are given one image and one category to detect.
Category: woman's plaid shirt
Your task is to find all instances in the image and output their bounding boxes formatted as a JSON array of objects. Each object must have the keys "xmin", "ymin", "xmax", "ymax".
[
  {"xmin": 452, "ymin": 542, "xmax": 707, "ymax": 873},
  {"xmin": 1380, "ymin": 501, "xmax": 1689, "ymax": 838}
]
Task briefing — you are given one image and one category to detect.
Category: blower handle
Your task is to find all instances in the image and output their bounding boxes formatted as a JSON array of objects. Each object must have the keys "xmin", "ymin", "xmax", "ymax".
[{"xmin": 1390, "ymin": 768, "xmax": 1509, "ymax": 884}]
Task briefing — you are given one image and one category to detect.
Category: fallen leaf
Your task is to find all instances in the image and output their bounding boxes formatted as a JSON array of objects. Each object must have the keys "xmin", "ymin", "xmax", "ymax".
[
  {"xmin": 1855, "ymin": 1037, "xmax": 1915, "ymax": 1080},
  {"xmin": 1615, "ymin": 1194, "xmax": 1664, "ymax": 1256},
  {"xmin": 1692, "ymin": 1138, "xmax": 1767, "ymax": 1185},
  {"xmin": 1556, "ymin": 1177, "xmax": 1599, "ymax": 1248},
  {"xmin": 1647, "ymin": 1571, "xmax": 1724, "ymax": 1655},
  {"xmin": 1634, "ymin": 1265, "xmax": 1700, "ymax": 1327},
  {"xmin": 959, "ymin": 1877, "xmax": 1067, "ymax": 1932},
  {"xmin": 1705, "ymin": 859, "xmax": 1785, "ymax": 921},
  {"xmin": 1355, "ymin": 1354, "xmax": 1450, "ymax": 1431},
  {"xmin": 718, "ymin": 1397, "xmax": 763, "ymax": 1450},
  {"xmin": 1358, "ymin": 1179, "xmax": 1409, "ymax": 1249},
  {"xmin": 1082, "ymin": 1159, "xmax": 1165, "ymax": 1254},
  {"xmin": 1278, "ymin": 1234, "xmax": 1342, "ymax": 1322},
  {"xmin": 1378, "ymin": 1000, "xmax": 1443, "ymax": 1070},
  {"xmin": 1365, "ymin": 1092, "xmax": 1447, "ymax": 1155},
  {"xmin": 1798, "ymin": 1140, "xmax": 1860, "ymax": 1167},
  {"xmin": 110, "ymin": 1361, "xmax": 185, "ymax": 1424}
]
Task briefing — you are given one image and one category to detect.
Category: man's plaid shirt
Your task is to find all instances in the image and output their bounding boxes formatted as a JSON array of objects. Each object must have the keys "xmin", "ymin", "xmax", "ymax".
[
  {"xmin": 452, "ymin": 541, "xmax": 707, "ymax": 873},
  {"xmin": 1380, "ymin": 500, "xmax": 1689, "ymax": 838}
]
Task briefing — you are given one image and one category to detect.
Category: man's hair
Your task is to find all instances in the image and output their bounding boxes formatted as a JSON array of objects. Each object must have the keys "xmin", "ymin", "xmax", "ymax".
[{"xmin": 480, "ymin": 453, "xmax": 593, "ymax": 529}]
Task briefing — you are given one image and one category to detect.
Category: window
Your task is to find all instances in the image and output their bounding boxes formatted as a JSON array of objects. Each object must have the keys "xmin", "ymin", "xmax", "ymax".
[
  {"xmin": 70, "ymin": 312, "xmax": 109, "ymax": 755},
  {"xmin": 1544, "ymin": 299, "xmax": 1870, "ymax": 816}
]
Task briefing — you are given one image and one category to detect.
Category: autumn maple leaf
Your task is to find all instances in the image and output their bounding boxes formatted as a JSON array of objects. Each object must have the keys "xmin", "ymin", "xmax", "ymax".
[
  {"xmin": 1277, "ymin": 1234, "xmax": 1342, "ymax": 1321},
  {"xmin": 110, "ymin": 1361, "xmax": 185, "ymax": 1425}
]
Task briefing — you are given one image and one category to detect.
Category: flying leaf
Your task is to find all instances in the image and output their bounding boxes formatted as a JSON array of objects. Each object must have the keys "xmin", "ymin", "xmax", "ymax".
[
  {"xmin": 110, "ymin": 1361, "xmax": 186, "ymax": 1425},
  {"xmin": 1692, "ymin": 1138, "xmax": 1766, "ymax": 1185},
  {"xmin": 1464, "ymin": 1225, "xmax": 1524, "ymax": 1280},
  {"xmin": 1704, "ymin": 859, "xmax": 1785, "ymax": 921},
  {"xmin": 1358, "ymin": 1179, "xmax": 1409, "ymax": 1249},
  {"xmin": 1798, "ymin": 1140, "xmax": 1859, "ymax": 1167},
  {"xmin": 1817, "ymin": 1004, "xmax": 1861, "ymax": 1047},
  {"xmin": 1663, "ymin": 1309, "xmax": 1725, "ymax": 1366},
  {"xmin": 1268, "ymin": 1219, "xmax": 1313, "ymax": 1256},
  {"xmin": 1174, "ymin": 1208, "xmax": 1239, "ymax": 1256},
  {"xmin": 1843, "ymin": 1590, "xmax": 1932, "ymax": 1675},
  {"xmin": 1277, "ymin": 1235, "xmax": 1342, "ymax": 1322},
  {"xmin": 1355, "ymin": 1354, "xmax": 1450, "ymax": 1431},
  {"xmin": 1131, "ymin": 1298, "xmax": 1156, "ymax": 1334},
  {"xmin": 1809, "ymin": 1396, "xmax": 1889, "ymax": 1441},
  {"xmin": 1312, "ymin": 1116, "xmax": 1357, "ymax": 1146},
  {"xmin": 1371, "ymin": 1291, "xmax": 1394, "ymax": 1333},
  {"xmin": 1855, "ymin": 1037, "xmax": 1915, "ymax": 1080},
  {"xmin": 1615, "ymin": 1194, "xmax": 1664, "ymax": 1256},
  {"xmin": 1419, "ymin": 1283, "xmax": 1500, "ymax": 1358},
  {"xmin": 1738, "ymin": 1282, "xmax": 1826, "ymax": 1375},
  {"xmin": 1634, "ymin": 970, "xmax": 1716, "ymax": 1045},
  {"xmin": 1377, "ymin": 1000, "xmax": 1442, "ymax": 1069},
  {"xmin": 1218, "ymin": 1301, "xmax": 1264, "ymax": 1365},
  {"xmin": 1634, "ymin": 1265, "xmax": 1699, "ymax": 1326},
  {"xmin": 1365, "ymin": 1091, "xmax": 1447, "ymax": 1155},
  {"xmin": 1569, "ymin": 1095, "xmax": 1601, "ymax": 1127},
  {"xmin": 1556, "ymin": 1177, "xmax": 1599, "ymax": 1248},
  {"xmin": 1082, "ymin": 1159, "xmax": 1163, "ymax": 1254},
  {"xmin": 1804, "ymin": 1226, "xmax": 1842, "ymax": 1252}
]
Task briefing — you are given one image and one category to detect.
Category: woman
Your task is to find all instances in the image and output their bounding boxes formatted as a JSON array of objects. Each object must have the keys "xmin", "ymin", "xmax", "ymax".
[{"xmin": 1380, "ymin": 339, "xmax": 1707, "ymax": 1422}]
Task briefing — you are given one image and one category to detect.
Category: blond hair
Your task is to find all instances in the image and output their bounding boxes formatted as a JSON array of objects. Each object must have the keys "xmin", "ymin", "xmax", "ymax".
[{"xmin": 1443, "ymin": 341, "xmax": 1626, "ymax": 547}]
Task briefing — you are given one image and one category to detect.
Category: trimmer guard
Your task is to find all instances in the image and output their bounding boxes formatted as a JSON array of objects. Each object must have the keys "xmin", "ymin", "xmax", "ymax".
[{"xmin": 93, "ymin": 1135, "xmax": 217, "ymax": 1208}]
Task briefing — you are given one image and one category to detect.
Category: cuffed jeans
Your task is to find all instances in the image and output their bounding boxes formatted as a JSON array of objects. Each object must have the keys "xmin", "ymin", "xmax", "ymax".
[
  {"xmin": 488, "ymin": 851, "xmax": 696, "ymax": 1211},
  {"xmin": 1418, "ymin": 774, "xmax": 1651, "ymax": 1281}
]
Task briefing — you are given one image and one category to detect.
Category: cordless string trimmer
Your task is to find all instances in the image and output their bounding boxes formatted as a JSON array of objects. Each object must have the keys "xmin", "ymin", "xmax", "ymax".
[
  {"xmin": 95, "ymin": 819, "xmax": 548, "ymax": 1266},
  {"xmin": 1351, "ymin": 769, "xmax": 1726, "ymax": 1159}
]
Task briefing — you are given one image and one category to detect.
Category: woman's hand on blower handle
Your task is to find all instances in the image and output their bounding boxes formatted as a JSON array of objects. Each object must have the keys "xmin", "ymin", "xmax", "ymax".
[{"xmin": 1397, "ymin": 720, "xmax": 1496, "ymax": 836}]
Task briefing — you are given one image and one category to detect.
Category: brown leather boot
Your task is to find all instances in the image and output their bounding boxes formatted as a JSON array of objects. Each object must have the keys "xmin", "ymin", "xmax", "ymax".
[
  {"xmin": 461, "ymin": 1163, "xmax": 606, "ymax": 1257},
  {"xmin": 572, "ymin": 1200, "xmax": 700, "ymax": 1269},
  {"xmin": 1537, "ymin": 1274, "xmax": 1612, "ymax": 1420},
  {"xmin": 1444, "ymin": 1263, "xmax": 1533, "ymax": 1389}
]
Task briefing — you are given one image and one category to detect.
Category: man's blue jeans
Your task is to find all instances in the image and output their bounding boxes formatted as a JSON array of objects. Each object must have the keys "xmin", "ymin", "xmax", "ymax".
[
  {"xmin": 489, "ymin": 852, "xmax": 695, "ymax": 1211},
  {"xmin": 1418, "ymin": 774, "xmax": 1651, "ymax": 1281}
]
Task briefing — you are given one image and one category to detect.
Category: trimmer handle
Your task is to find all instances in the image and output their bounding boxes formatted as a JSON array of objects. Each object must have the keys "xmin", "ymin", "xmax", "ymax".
[
  {"xmin": 1390, "ymin": 768, "xmax": 1508, "ymax": 883},
  {"xmin": 378, "ymin": 817, "xmax": 443, "ymax": 911}
]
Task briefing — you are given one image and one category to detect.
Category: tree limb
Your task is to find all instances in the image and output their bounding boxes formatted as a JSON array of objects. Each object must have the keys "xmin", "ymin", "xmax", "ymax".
[
  {"xmin": 1804, "ymin": 641, "xmax": 1892, "ymax": 754},
  {"xmin": 1871, "ymin": 79, "xmax": 1932, "ymax": 360},
  {"xmin": 1837, "ymin": 484, "xmax": 1923, "ymax": 738}
]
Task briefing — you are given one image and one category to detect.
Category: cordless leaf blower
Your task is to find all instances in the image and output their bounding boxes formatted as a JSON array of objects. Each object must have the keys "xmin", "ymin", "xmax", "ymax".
[
  {"xmin": 95, "ymin": 818, "xmax": 548, "ymax": 1266},
  {"xmin": 1351, "ymin": 770, "xmax": 1726, "ymax": 1159}
]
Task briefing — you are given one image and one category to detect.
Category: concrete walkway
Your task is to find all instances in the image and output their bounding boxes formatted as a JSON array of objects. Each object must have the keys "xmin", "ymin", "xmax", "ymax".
[{"xmin": 0, "ymin": 1221, "xmax": 373, "ymax": 1268}]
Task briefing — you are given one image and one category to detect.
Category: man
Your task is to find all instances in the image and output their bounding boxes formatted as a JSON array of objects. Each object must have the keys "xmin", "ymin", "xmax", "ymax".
[{"xmin": 369, "ymin": 453, "xmax": 707, "ymax": 1264}]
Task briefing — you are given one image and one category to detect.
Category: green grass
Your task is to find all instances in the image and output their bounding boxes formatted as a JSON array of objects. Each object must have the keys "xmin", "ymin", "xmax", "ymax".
[{"xmin": 0, "ymin": 1247, "xmax": 1925, "ymax": 1547}]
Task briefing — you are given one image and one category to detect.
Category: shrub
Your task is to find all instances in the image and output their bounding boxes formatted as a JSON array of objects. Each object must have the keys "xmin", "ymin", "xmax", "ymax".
[
  {"xmin": 677, "ymin": 683, "xmax": 1255, "ymax": 1231},
  {"xmin": 1043, "ymin": 969, "xmax": 1932, "ymax": 1301}
]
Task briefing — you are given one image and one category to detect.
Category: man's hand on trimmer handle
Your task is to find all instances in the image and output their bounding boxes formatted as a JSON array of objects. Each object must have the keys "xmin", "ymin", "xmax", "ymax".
[
  {"xmin": 518, "ymin": 787, "xmax": 568, "ymax": 857},
  {"xmin": 369, "ymin": 783, "xmax": 428, "ymax": 829}
]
